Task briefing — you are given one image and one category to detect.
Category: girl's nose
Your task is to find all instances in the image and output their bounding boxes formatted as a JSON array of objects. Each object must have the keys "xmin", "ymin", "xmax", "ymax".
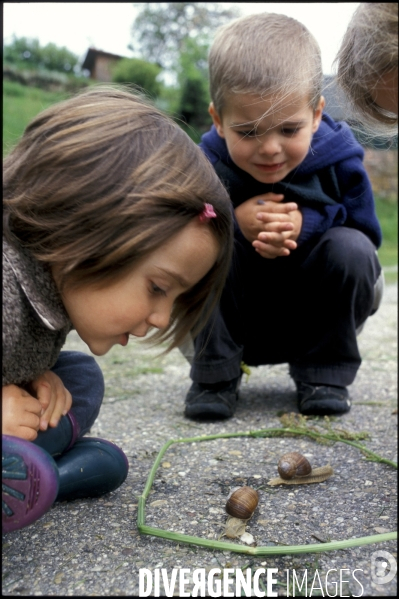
[{"xmin": 147, "ymin": 307, "xmax": 171, "ymax": 331}]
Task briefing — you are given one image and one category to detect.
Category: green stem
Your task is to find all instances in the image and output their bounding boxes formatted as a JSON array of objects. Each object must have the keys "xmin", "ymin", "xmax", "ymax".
[
  {"xmin": 137, "ymin": 427, "xmax": 397, "ymax": 555},
  {"xmin": 137, "ymin": 438, "xmax": 175, "ymax": 527},
  {"xmin": 137, "ymin": 524, "xmax": 396, "ymax": 556},
  {"xmin": 273, "ymin": 427, "xmax": 398, "ymax": 468}
]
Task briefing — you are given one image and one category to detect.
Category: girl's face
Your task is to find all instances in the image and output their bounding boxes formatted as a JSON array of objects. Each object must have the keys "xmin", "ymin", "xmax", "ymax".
[
  {"xmin": 57, "ymin": 220, "xmax": 219, "ymax": 356},
  {"xmin": 368, "ymin": 68, "xmax": 398, "ymax": 116},
  {"xmin": 210, "ymin": 93, "xmax": 324, "ymax": 184}
]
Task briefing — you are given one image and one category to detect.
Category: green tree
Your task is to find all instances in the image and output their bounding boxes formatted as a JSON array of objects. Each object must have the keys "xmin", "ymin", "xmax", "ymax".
[
  {"xmin": 112, "ymin": 57, "xmax": 162, "ymax": 98},
  {"xmin": 3, "ymin": 36, "xmax": 80, "ymax": 74},
  {"xmin": 178, "ymin": 77, "xmax": 210, "ymax": 139},
  {"xmin": 177, "ymin": 35, "xmax": 209, "ymax": 85},
  {"xmin": 176, "ymin": 37, "xmax": 211, "ymax": 135},
  {"xmin": 129, "ymin": 2, "xmax": 239, "ymax": 73},
  {"xmin": 40, "ymin": 42, "xmax": 78, "ymax": 73}
]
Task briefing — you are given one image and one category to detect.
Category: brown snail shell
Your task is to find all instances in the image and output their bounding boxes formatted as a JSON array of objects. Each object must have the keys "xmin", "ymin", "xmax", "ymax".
[
  {"xmin": 225, "ymin": 486, "xmax": 259, "ymax": 520},
  {"xmin": 277, "ymin": 452, "xmax": 312, "ymax": 480}
]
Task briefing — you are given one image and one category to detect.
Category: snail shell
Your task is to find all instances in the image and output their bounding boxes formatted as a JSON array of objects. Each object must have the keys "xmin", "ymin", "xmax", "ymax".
[
  {"xmin": 225, "ymin": 486, "xmax": 259, "ymax": 520},
  {"xmin": 277, "ymin": 452, "xmax": 312, "ymax": 480}
]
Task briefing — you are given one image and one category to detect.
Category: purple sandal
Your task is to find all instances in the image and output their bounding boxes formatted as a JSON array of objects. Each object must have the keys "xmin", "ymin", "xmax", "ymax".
[{"xmin": 2, "ymin": 435, "xmax": 59, "ymax": 533}]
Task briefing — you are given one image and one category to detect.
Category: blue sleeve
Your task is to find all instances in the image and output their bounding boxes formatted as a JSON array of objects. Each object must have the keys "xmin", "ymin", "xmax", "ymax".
[
  {"xmin": 334, "ymin": 157, "xmax": 382, "ymax": 248},
  {"xmin": 298, "ymin": 204, "xmax": 347, "ymax": 245},
  {"xmin": 297, "ymin": 157, "xmax": 382, "ymax": 248}
]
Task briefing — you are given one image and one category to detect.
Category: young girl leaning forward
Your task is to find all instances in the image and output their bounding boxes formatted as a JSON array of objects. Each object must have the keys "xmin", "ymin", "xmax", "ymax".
[
  {"xmin": 334, "ymin": 2, "xmax": 398, "ymax": 136},
  {"xmin": 2, "ymin": 86, "xmax": 233, "ymax": 533}
]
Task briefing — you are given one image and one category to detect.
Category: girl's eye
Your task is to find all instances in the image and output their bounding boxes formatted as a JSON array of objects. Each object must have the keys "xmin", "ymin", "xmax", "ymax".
[{"xmin": 150, "ymin": 283, "xmax": 167, "ymax": 296}]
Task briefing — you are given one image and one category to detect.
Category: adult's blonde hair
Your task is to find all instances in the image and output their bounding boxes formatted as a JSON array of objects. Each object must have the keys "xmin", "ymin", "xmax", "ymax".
[
  {"xmin": 334, "ymin": 3, "xmax": 398, "ymax": 136},
  {"xmin": 3, "ymin": 85, "xmax": 233, "ymax": 349},
  {"xmin": 209, "ymin": 12, "xmax": 323, "ymax": 116}
]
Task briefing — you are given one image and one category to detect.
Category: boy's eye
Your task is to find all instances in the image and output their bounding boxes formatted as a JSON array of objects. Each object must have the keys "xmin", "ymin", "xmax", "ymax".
[
  {"xmin": 236, "ymin": 130, "xmax": 257, "ymax": 138},
  {"xmin": 281, "ymin": 127, "xmax": 300, "ymax": 135},
  {"xmin": 150, "ymin": 283, "xmax": 167, "ymax": 296}
]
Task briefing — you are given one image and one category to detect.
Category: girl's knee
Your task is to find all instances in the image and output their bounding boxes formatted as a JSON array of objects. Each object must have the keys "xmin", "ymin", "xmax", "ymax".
[
  {"xmin": 51, "ymin": 351, "xmax": 105, "ymax": 408},
  {"xmin": 76, "ymin": 353, "xmax": 105, "ymax": 394},
  {"xmin": 54, "ymin": 351, "xmax": 104, "ymax": 387},
  {"xmin": 52, "ymin": 351, "xmax": 105, "ymax": 435}
]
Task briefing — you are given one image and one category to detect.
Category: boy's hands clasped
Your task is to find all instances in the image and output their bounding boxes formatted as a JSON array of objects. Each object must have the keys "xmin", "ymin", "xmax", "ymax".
[
  {"xmin": 2, "ymin": 371, "xmax": 72, "ymax": 440},
  {"xmin": 234, "ymin": 193, "xmax": 303, "ymax": 259}
]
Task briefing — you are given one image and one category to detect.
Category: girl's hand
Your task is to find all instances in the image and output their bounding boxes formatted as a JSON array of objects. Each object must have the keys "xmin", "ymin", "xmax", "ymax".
[
  {"xmin": 28, "ymin": 371, "xmax": 72, "ymax": 431},
  {"xmin": 2, "ymin": 384, "xmax": 42, "ymax": 440}
]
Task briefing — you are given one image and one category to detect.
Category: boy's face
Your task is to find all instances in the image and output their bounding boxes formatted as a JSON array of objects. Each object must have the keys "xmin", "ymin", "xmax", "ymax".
[
  {"xmin": 57, "ymin": 220, "xmax": 219, "ymax": 356},
  {"xmin": 210, "ymin": 93, "xmax": 325, "ymax": 184}
]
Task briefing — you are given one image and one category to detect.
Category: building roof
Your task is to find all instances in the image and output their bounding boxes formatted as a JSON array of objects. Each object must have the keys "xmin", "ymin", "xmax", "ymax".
[{"xmin": 82, "ymin": 48, "xmax": 126, "ymax": 72}]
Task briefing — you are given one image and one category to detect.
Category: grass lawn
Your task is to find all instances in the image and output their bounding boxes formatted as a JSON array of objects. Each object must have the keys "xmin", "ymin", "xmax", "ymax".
[
  {"xmin": 3, "ymin": 80, "xmax": 70, "ymax": 157},
  {"xmin": 375, "ymin": 197, "xmax": 398, "ymax": 283},
  {"xmin": 3, "ymin": 79, "xmax": 397, "ymax": 282}
]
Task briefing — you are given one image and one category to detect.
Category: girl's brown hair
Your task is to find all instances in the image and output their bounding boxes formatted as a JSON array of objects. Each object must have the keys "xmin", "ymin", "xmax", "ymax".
[
  {"xmin": 335, "ymin": 2, "xmax": 398, "ymax": 136},
  {"xmin": 3, "ymin": 85, "xmax": 233, "ymax": 349}
]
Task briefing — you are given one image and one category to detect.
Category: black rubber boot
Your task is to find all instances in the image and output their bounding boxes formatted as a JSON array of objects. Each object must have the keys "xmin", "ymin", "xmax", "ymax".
[
  {"xmin": 32, "ymin": 412, "xmax": 80, "ymax": 458},
  {"xmin": 55, "ymin": 437, "xmax": 129, "ymax": 502}
]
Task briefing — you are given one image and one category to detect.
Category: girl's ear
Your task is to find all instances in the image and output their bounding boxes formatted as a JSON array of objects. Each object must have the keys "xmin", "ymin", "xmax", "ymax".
[
  {"xmin": 312, "ymin": 96, "xmax": 325, "ymax": 133},
  {"xmin": 209, "ymin": 102, "xmax": 225, "ymax": 138}
]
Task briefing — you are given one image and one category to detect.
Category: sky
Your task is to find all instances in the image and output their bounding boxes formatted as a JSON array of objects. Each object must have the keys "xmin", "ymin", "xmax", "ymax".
[{"xmin": 3, "ymin": 2, "xmax": 360, "ymax": 75}]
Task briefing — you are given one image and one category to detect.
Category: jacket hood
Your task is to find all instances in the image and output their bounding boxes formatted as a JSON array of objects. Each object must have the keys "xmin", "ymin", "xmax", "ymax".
[
  {"xmin": 200, "ymin": 112, "xmax": 364, "ymax": 175},
  {"xmin": 299, "ymin": 113, "xmax": 364, "ymax": 174},
  {"xmin": 3, "ymin": 237, "xmax": 70, "ymax": 331}
]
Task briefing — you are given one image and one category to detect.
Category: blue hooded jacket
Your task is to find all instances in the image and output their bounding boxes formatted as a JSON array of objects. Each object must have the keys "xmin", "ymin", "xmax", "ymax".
[{"xmin": 200, "ymin": 113, "xmax": 382, "ymax": 248}]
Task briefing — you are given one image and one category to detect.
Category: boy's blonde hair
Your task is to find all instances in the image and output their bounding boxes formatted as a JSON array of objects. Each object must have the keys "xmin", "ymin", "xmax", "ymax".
[
  {"xmin": 209, "ymin": 12, "xmax": 323, "ymax": 116},
  {"xmin": 3, "ymin": 86, "xmax": 233, "ymax": 349},
  {"xmin": 335, "ymin": 3, "xmax": 398, "ymax": 135}
]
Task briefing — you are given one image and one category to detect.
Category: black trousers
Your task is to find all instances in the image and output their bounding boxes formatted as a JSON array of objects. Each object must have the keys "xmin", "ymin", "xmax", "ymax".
[{"xmin": 190, "ymin": 227, "xmax": 382, "ymax": 387}]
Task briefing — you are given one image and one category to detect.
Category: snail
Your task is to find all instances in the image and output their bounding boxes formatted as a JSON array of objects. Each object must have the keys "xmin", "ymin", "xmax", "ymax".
[
  {"xmin": 225, "ymin": 486, "xmax": 259, "ymax": 519},
  {"xmin": 268, "ymin": 451, "xmax": 333, "ymax": 486},
  {"xmin": 222, "ymin": 486, "xmax": 259, "ymax": 541},
  {"xmin": 278, "ymin": 451, "xmax": 312, "ymax": 479}
]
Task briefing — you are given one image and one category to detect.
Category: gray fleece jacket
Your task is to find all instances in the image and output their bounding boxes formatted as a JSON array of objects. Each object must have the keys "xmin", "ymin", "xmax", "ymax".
[{"xmin": 2, "ymin": 236, "xmax": 72, "ymax": 387}]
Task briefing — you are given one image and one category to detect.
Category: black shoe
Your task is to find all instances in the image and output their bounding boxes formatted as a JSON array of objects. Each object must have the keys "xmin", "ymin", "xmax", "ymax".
[
  {"xmin": 184, "ymin": 376, "xmax": 242, "ymax": 419},
  {"xmin": 296, "ymin": 381, "xmax": 351, "ymax": 415}
]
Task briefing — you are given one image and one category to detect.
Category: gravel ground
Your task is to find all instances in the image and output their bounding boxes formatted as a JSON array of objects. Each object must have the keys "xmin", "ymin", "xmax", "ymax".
[{"xmin": 2, "ymin": 284, "xmax": 397, "ymax": 597}]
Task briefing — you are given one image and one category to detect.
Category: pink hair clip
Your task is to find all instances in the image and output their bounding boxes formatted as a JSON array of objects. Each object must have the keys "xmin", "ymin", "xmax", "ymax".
[{"xmin": 199, "ymin": 203, "xmax": 217, "ymax": 223}]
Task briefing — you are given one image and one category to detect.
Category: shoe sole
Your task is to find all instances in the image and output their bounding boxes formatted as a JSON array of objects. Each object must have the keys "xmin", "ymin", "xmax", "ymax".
[
  {"xmin": 184, "ymin": 403, "xmax": 234, "ymax": 418},
  {"xmin": 2, "ymin": 435, "xmax": 59, "ymax": 533},
  {"xmin": 300, "ymin": 398, "xmax": 351, "ymax": 416}
]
